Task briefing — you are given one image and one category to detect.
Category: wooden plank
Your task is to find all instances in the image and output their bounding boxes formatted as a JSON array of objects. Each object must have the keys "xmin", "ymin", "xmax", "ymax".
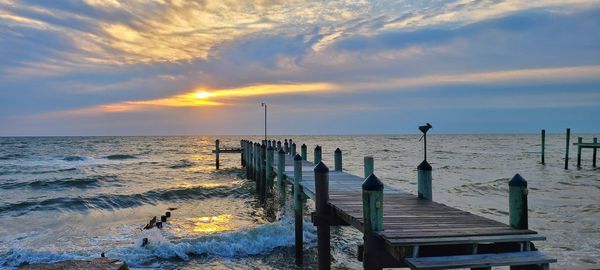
[
  {"xmin": 405, "ymin": 251, "xmax": 556, "ymax": 269},
  {"xmin": 384, "ymin": 234, "xmax": 546, "ymax": 246}
]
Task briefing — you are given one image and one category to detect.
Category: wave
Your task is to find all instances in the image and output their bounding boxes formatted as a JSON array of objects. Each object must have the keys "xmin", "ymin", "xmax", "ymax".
[
  {"xmin": 169, "ymin": 159, "xmax": 193, "ymax": 169},
  {"xmin": 0, "ymin": 154, "xmax": 26, "ymax": 160},
  {"xmin": 62, "ymin": 156, "xmax": 87, "ymax": 162},
  {"xmin": 0, "ymin": 175, "xmax": 117, "ymax": 190},
  {"xmin": 0, "ymin": 184, "xmax": 248, "ymax": 217},
  {"xmin": 0, "ymin": 216, "xmax": 317, "ymax": 268},
  {"xmin": 104, "ymin": 154, "xmax": 136, "ymax": 160}
]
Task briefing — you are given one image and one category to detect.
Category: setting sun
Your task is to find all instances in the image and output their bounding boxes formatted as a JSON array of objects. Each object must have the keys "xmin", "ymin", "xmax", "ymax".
[{"xmin": 194, "ymin": 91, "xmax": 213, "ymax": 99}]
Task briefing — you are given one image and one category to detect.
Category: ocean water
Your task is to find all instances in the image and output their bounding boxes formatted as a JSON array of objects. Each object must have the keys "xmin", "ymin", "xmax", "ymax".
[{"xmin": 0, "ymin": 135, "xmax": 598, "ymax": 269}]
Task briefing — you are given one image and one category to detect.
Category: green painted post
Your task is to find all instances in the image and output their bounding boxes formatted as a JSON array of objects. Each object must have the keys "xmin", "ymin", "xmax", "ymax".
[
  {"xmin": 593, "ymin": 138, "xmax": 597, "ymax": 167},
  {"xmin": 293, "ymin": 154, "xmax": 304, "ymax": 265},
  {"xmin": 289, "ymin": 139, "xmax": 293, "ymax": 151},
  {"xmin": 334, "ymin": 148, "xmax": 342, "ymax": 171},
  {"xmin": 284, "ymin": 139, "xmax": 289, "ymax": 154},
  {"xmin": 277, "ymin": 148, "xmax": 286, "ymax": 197},
  {"xmin": 577, "ymin": 137, "xmax": 582, "ymax": 168},
  {"xmin": 565, "ymin": 128, "xmax": 570, "ymax": 170},
  {"xmin": 261, "ymin": 144, "xmax": 267, "ymax": 198},
  {"xmin": 266, "ymin": 145, "xmax": 274, "ymax": 191},
  {"xmin": 508, "ymin": 174, "xmax": 528, "ymax": 230},
  {"xmin": 277, "ymin": 140, "xmax": 282, "ymax": 151},
  {"xmin": 301, "ymin": 144, "xmax": 307, "ymax": 160},
  {"xmin": 541, "ymin": 129, "xmax": 545, "ymax": 165},
  {"xmin": 291, "ymin": 143, "xmax": 297, "ymax": 157},
  {"xmin": 364, "ymin": 156, "xmax": 374, "ymax": 178},
  {"xmin": 256, "ymin": 144, "xmax": 263, "ymax": 195},
  {"xmin": 314, "ymin": 162, "xmax": 330, "ymax": 270},
  {"xmin": 417, "ymin": 160, "xmax": 433, "ymax": 201},
  {"xmin": 362, "ymin": 173, "xmax": 384, "ymax": 269},
  {"xmin": 314, "ymin": 145, "xmax": 322, "ymax": 164},
  {"xmin": 215, "ymin": 139, "xmax": 220, "ymax": 170}
]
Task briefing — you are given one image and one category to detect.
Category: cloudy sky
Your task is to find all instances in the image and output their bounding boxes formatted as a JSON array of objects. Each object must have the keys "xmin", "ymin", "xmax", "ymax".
[{"xmin": 1, "ymin": 0, "xmax": 599, "ymax": 135}]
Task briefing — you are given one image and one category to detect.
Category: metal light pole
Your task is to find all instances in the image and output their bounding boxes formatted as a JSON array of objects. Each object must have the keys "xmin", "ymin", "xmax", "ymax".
[
  {"xmin": 261, "ymin": 102, "xmax": 267, "ymax": 141},
  {"xmin": 418, "ymin": 123, "xmax": 432, "ymax": 161}
]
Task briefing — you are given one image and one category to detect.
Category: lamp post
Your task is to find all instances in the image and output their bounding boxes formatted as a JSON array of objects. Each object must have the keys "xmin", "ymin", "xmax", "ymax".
[{"xmin": 261, "ymin": 102, "xmax": 267, "ymax": 142}]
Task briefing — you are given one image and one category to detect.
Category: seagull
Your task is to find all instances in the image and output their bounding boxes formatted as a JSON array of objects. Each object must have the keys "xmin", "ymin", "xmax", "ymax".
[{"xmin": 418, "ymin": 123, "xmax": 432, "ymax": 141}]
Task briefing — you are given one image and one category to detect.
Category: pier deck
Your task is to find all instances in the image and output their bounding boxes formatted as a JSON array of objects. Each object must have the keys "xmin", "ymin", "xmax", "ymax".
[{"xmin": 235, "ymin": 139, "xmax": 556, "ymax": 269}]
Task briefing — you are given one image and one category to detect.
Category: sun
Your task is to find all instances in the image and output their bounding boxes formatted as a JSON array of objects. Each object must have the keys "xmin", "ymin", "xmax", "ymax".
[{"xmin": 194, "ymin": 91, "xmax": 213, "ymax": 99}]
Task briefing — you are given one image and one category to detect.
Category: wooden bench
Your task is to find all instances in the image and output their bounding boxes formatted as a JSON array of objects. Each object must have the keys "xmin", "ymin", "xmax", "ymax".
[{"xmin": 406, "ymin": 251, "xmax": 556, "ymax": 270}]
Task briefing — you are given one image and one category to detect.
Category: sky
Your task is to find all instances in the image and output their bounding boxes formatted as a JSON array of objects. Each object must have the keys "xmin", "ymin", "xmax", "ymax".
[{"xmin": 1, "ymin": 0, "xmax": 600, "ymax": 136}]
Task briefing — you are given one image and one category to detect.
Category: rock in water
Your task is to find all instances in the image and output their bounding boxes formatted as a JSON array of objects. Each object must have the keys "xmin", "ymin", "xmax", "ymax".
[{"xmin": 19, "ymin": 258, "xmax": 128, "ymax": 270}]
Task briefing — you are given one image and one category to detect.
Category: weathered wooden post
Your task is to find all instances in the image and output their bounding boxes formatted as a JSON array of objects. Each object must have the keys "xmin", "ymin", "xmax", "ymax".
[
  {"xmin": 277, "ymin": 140, "xmax": 282, "ymax": 151},
  {"xmin": 334, "ymin": 148, "xmax": 342, "ymax": 171},
  {"xmin": 577, "ymin": 137, "xmax": 582, "ymax": 168},
  {"xmin": 362, "ymin": 173, "xmax": 384, "ymax": 270},
  {"xmin": 241, "ymin": 140, "xmax": 245, "ymax": 167},
  {"xmin": 417, "ymin": 160, "xmax": 433, "ymax": 201},
  {"xmin": 215, "ymin": 139, "xmax": 220, "ymax": 170},
  {"xmin": 254, "ymin": 143, "xmax": 259, "ymax": 181},
  {"xmin": 261, "ymin": 144, "xmax": 267, "ymax": 199},
  {"xmin": 266, "ymin": 145, "xmax": 274, "ymax": 191},
  {"xmin": 293, "ymin": 154, "xmax": 304, "ymax": 265},
  {"xmin": 565, "ymin": 128, "xmax": 570, "ymax": 169},
  {"xmin": 541, "ymin": 129, "xmax": 545, "ymax": 165},
  {"xmin": 277, "ymin": 148, "xmax": 286, "ymax": 197},
  {"xmin": 364, "ymin": 156, "xmax": 374, "ymax": 178},
  {"xmin": 256, "ymin": 144, "xmax": 263, "ymax": 195},
  {"xmin": 284, "ymin": 139, "xmax": 289, "ymax": 154},
  {"xmin": 314, "ymin": 161, "xmax": 330, "ymax": 270},
  {"xmin": 301, "ymin": 144, "xmax": 307, "ymax": 160},
  {"xmin": 314, "ymin": 145, "xmax": 322, "ymax": 164},
  {"xmin": 594, "ymin": 137, "xmax": 598, "ymax": 167},
  {"xmin": 508, "ymin": 174, "xmax": 528, "ymax": 230},
  {"xmin": 291, "ymin": 143, "xmax": 297, "ymax": 157},
  {"xmin": 289, "ymin": 139, "xmax": 293, "ymax": 150}
]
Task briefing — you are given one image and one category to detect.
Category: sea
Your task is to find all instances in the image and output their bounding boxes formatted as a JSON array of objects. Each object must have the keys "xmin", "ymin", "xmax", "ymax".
[{"xmin": 0, "ymin": 135, "xmax": 598, "ymax": 269}]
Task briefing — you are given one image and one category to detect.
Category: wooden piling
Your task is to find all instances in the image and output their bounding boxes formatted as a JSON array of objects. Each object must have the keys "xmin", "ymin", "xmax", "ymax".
[
  {"xmin": 364, "ymin": 156, "xmax": 374, "ymax": 178},
  {"xmin": 261, "ymin": 144, "xmax": 267, "ymax": 198},
  {"xmin": 215, "ymin": 139, "xmax": 220, "ymax": 170},
  {"xmin": 541, "ymin": 129, "xmax": 545, "ymax": 165},
  {"xmin": 577, "ymin": 137, "xmax": 582, "ymax": 168},
  {"xmin": 277, "ymin": 140, "xmax": 282, "ymax": 151},
  {"xmin": 362, "ymin": 173, "xmax": 384, "ymax": 270},
  {"xmin": 301, "ymin": 144, "xmax": 307, "ymax": 160},
  {"xmin": 293, "ymin": 154, "xmax": 304, "ymax": 265},
  {"xmin": 314, "ymin": 145, "xmax": 322, "ymax": 164},
  {"xmin": 594, "ymin": 137, "xmax": 598, "ymax": 167},
  {"xmin": 508, "ymin": 174, "xmax": 528, "ymax": 230},
  {"xmin": 334, "ymin": 148, "xmax": 342, "ymax": 171},
  {"xmin": 289, "ymin": 139, "xmax": 293, "ymax": 150},
  {"xmin": 266, "ymin": 145, "xmax": 274, "ymax": 191},
  {"xmin": 284, "ymin": 139, "xmax": 289, "ymax": 154},
  {"xmin": 256, "ymin": 144, "xmax": 263, "ymax": 195},
  {"xmin": 417, "ymin": 160, "xmax": 433, "ymax": 201},
  {"xmin": 565, "ymin": 128, "xmax": 570, "ymax": 169},
  {"xmin": 314, "ymin": 162, "xmax": 330, "ymax": 270},
  {"xmin": 241, "ymin": 140, "xmax": 245, "ymax": 166},
  {"xmin": 277, "ymin": 148, "xmax": 286, "ymax": 197},
  {"xmin": 292, "ymin": 143, "xmax": 297, "ymax": 157}
]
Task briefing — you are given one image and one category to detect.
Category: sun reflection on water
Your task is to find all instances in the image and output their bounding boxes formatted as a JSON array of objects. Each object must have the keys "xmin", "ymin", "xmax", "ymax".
[{"xmin": 172, "ymin": 214, "xmax": 234, "ymax": 234}]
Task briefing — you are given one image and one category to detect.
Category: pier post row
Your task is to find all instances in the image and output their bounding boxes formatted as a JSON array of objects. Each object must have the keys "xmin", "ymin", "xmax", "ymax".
[
  {"xmin": 565, "ymin": 128, "xmax": 571, "ymax": 169},
  {"xmin": 215, "ymin": 139, "xmax": 220, "ymax": 170},
  {"xmin": 541, "ymin": 129, "xmax": 545, "ymax": 165},
  {"xmin": 291, "ymin": 142, "xmax": 297, "ymax": 157},
  {"xmin": 284, "ymin": 139, "xmax": 289, "ymax": 154},
  {"xmin": 217, "ymin": 132, "xmax": 556, "ymax": 270}
]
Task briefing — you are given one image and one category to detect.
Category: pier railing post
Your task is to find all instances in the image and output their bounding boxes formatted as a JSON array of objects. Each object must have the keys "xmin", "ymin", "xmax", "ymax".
[
  {"xmin": 594, "ymin": 137, "xmax": 598, "ymax": 168},
  {"xmin": 260, "ymin": 144, "xmax": 267, "ymax": 199},
  {"xmin": 577, "ymin": 137, "xmax": 582, "ymax": 168},
  {"xmin": 292, "ymin": 143, "xmax": 297, "ymax": 157},
  {"xmin": 314, "ymin": 145, "xmax": 322, "ymax": 164},
  {"xmin": 541, "ymin": 129, "xmax": 545, "ymax": 165},
  {"xmin": 284, "ymin": 139, "xmax": 289, "ymax": 154},
  {"xmin": 301, "ymin": 144, "xmax": 307, "ymax": 160},
  {"xmin": 277, "ymin": 140, "xmax": 282, "ymax": 151},
  {"xmin": 241, "ymin": 140, "xmax": 245, "ymax": 167},
  {"xmin": 293, "ymin": 154, "xmax": 304, "ymax": 265},
  {"xmin": 289, "ymin": 139, "xmax": 293, "ymax": 151},
  {"xmin": 254, "ymin": 143, "xmax": 259, "ymax": 181},
  {"xmin": 364, "ymin": 156, "xmax": 374, "ymax": 178},
  {"xmin": 256, "ymin": 144, "xmax": 263, "ymax": 196},
  {"xmin": 334, "ymin": 148, "xmax": 342, "ymax": 171},
  {"xmin": 417, "ymin": 160, "xmax": 433, "ymax": 201},
  {"xmin": 277, "ymin": 149, "xmax": 286, "ymax": 198},
  {"xmin": 362, "ymin": 173, "xmax": 384, "ymax": 270},
  {"xmin": 565, "ymin": 128, "xmax": 570, "ymax": 169},
  {"xmin": 508, "ymin": 174, "xmax": 528, "ymax": 230},
  {"xmin": 266, "ymin": 145, "xmax": 274, "ymax": 192},
  {"xmin": 215, "ymin": 139, "xmax": 220, "ymax": 170},
  {"xmin": 314, "ymin": 162, "xmax": 330, "ymax": 270}
]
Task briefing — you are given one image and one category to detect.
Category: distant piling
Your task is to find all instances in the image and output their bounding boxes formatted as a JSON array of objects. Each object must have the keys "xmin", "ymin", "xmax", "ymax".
[
  {"xmin": 565, "ymin": 128, "xmax": 570, "ymax": 170},
  {"xmin": 594, "ymin": 137, "xmax": 598, "ymax": 167},
  {"xmin": 314, "ymin": 145, "xmax": 322, "ymax": 164},
  {"xmin": 577, "ymin": 137, "xmax": 582, "ymax": 168},
  {"xmin": 292, "ymin": 143, "xmax": 297, "ymax": 157},
  {"xmin": 301, "ymin": 144, "xmax": 307, "ymax": 160},
  {"xmin": 215, "ymin": 139, "xmax": 220, "ymax": 170},
  {"xmin": 277, "ymin": 148, "xmax": 286, "ymax": 197},
  {"xmin": 541, "ymin": 129, "xmax": 545, "ymax": 165},
  {"xmin": 266, "ymin": 145, "xmax": 274, "ymax": 191}
]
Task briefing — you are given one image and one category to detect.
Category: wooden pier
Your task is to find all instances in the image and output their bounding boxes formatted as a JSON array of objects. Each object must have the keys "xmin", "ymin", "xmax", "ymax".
[{"xmin": 220, "ymin": 137, "xmax": 556, "ymax": 269}]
